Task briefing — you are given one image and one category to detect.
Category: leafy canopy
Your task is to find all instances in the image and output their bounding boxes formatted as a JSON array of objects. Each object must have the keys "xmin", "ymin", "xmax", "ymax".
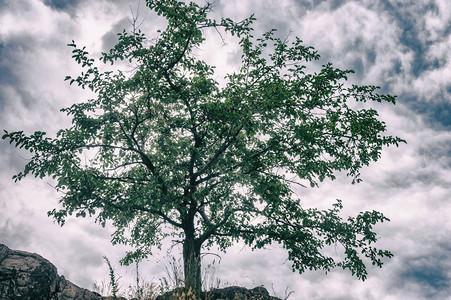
[{"xmin": 3, "ymin": 0, "xmax": 404, "ymax": 281}]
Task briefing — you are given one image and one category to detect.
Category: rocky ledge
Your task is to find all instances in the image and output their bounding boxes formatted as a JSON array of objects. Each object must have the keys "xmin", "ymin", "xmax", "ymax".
[
  {"xmin": 156, "ymin": 286, "xmax": 281, "ymax": 300},
  {"xmin": 0, "ymin": 243, "xmax": 281, "ymax": 300},
  {"xmin": 0, "ymin": 243, "xmax": 107, "ymax": 300}
]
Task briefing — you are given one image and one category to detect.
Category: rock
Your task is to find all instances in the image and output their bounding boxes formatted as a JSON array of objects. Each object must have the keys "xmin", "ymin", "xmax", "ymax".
[
  {"xmin": 0, "ymin": 243, "xmax": 107, "ymax": 299},
  {"xmin": 155, "ymin": 287, "xmax": 188, "ymax": 300},
  {"xmin": 206, "ymin": 286, "xmax": 281, "ymax": 300},
  {"xmin": 156, "ymin": 286, "xmax": 281, "ymax": 300}
]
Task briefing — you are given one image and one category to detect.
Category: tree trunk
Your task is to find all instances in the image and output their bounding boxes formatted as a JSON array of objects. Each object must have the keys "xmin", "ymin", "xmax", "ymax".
[{"xmin": 183, "ymin": 237, "xmax": 202, "ymax": 298}]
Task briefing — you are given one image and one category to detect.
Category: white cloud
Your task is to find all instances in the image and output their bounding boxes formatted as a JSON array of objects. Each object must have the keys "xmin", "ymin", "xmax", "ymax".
[{"xmin": 0, "ymin": 0, "xmax": 67, "ymax": 39}]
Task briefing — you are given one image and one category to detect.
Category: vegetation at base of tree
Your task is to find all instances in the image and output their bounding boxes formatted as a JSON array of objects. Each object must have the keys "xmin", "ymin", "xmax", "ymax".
[
  {"xmin": 94, "ymin": 256, "xmax": 293, "ymax": 300},
  {"xmin": 2, "ymin": 0, "xmax": 405, "ymax": 297}
]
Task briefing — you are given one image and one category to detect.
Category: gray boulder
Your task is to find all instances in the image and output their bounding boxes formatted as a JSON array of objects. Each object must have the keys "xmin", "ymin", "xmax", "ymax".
[
  {"xmin": 156, "ymin": 285, "xmax": 281, "ymax": 300},
  {"xmin": 0, "ymin": 243, "xmax": 104, "ymax": 299},
  {"xmin": 205, "ymin": 286, "xmax": 281, "ymax": 300}
]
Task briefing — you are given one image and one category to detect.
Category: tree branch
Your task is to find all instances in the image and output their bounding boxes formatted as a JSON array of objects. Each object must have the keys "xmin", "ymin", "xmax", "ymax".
[
  {"xmin": 106, "ymin": 201, "xmax": 183, "ymax": 228},
  {"xmin": 198, "ymin": 208, "xmax": 233, "ymax": 244},
  {"xmin": 194, "ymin": 123, "xmax": 244, "ymax": 179}
]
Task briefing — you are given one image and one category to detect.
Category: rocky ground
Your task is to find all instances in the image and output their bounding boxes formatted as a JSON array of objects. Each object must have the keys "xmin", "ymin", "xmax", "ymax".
[
  {"xmin": 0, "ymin": 243, "xmax": 108, "ymax": 299},
  {"xmin": 0, "ymin": 244, "xmax": 281, "ymax": 300},
  {"xmin": 156, "ymin": 286, "xmax": 281, "ymax": 300}
]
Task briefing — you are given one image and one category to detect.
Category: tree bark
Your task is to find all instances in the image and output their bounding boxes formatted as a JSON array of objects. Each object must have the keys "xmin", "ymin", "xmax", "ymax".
[{"xmin": 183, "ymin": 237, "xmax": 202, "ymax": 298}]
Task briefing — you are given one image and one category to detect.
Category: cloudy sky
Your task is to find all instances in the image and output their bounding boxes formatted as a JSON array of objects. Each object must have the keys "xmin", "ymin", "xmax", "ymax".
[{"xmin": 0, "ymin": 0, "xmax": 450, "ymax": 299}]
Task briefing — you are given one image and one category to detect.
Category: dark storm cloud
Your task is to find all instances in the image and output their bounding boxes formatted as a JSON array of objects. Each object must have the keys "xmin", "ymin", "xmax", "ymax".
[
  {"xmin": 311, "ymin": 0, "xmax": 353, "ymax": 10},
  {"xmin": 0, "ymin": 39, "xmax": 22, "ymax": 91},
  {"xmin": 418, "ymin": 137, "xmax": 451, "ymax": 166},
  {"xmin": 101, "ymin": 17, "xmax": 131, "ymax": 52},
  {"xmin": 382, "ymin": 169, "xmax": 447, "ymax": 190},
  {"xmin": 402, "ymin": 264, "xmax": 449, "ymax": 292},
  {"xmin": 0, "ymin": 33, "xmax": 37, "ymax": 102},
  {"xmin": 377, "ymin": 1, "xmax": 432, "ymax": 76},
  {"xmin": 42, "ymin": 0, "xmax": 82, "ymax": 11},
  {"xmin": 271, "ymin": 0, "xmax": 353, "ymax": 13},
  {"xmin": 395, "ymin": 241, "xmax": 451, "ymax": 298},
  {"xmin": 401, "ymin": 94, "xmax": 451, "ymax": 130},
  {"xmin": 324, "ymin": 36, "xmax": 379, "ymax": 79}
]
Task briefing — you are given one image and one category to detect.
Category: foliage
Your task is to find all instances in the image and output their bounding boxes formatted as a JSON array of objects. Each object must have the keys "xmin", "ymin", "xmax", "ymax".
[{"xmin": 2, "ymin": 0, "xmax": 405, "ymax": 294}]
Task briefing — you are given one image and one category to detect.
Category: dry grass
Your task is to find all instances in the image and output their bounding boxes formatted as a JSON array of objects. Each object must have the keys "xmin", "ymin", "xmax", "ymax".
[{"xmin": 93, "ymin": 255, "xmax": 293, "ymax": 300}]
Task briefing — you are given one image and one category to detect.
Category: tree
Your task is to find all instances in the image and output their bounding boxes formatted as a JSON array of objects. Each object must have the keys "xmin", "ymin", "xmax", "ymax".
[{"xmin": 3, "ymin": 0, "xmax": 404, "ymax": 296}]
